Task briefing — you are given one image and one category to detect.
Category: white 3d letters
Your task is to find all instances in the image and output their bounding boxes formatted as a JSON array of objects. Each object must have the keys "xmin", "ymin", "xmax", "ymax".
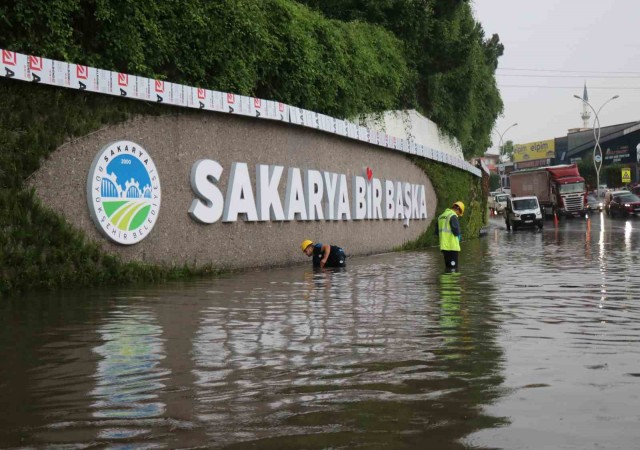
[
  {"xmin": 284, "ymin": 167, "xmax": 308, "ymax": 221},
  {"xmin": 188, "ymin": 159, "xmax": 224, "ymax": 224},
  {"xmin": 189, "ymin": 160, "xmax": 427, "ymax": 225},
  {"xmin": 352, "ymin": 176, "xmax": 367, "ymax": 220},
  {"xmin": 305, "ymin": 169, "xmax": 324, "ymax": 220},
  {"xmin": 384, "ymin": 180, "xmax": 395, "ymax": 219},
  {"xmin": 256, "ymin": 164, "xmax": 285, "ymax": 221},
  {"xmin": 323, "ymin": 172, "xmax": 338, "ymax": 220},
  {"xmin": 223, "ymin": 162, "xmax": 258, "ymax": 222}
]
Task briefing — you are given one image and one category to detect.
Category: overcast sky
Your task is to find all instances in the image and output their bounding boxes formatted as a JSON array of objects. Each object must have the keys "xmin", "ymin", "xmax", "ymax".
[{"xmin": 472, "ymin": 0, "xmax": 640, "ymax": 153}]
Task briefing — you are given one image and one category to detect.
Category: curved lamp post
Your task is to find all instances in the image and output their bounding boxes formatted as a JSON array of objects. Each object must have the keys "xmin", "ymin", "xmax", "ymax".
[
  {"xmin": 497, "ymin": 123, "xmax": 518, "ymax": 192},
  {"xmin": 573, "ymin": 94, "xmax": 619, "ymax": 198}
]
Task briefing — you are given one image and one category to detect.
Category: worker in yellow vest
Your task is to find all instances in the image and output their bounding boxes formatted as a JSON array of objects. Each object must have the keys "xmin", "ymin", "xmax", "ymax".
[{"xmin": 436, "ymin": 201, "xmax": 464, "ymax": 272}]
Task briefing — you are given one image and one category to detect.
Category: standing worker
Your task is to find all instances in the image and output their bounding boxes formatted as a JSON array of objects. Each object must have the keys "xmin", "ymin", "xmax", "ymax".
[
  {"xmin": 301, "ymin": 239, "xmax": 347, "ymax": 268},
  {"xmin": 436, "ymin": 201, "xmax": 464, "ymax": 272}
]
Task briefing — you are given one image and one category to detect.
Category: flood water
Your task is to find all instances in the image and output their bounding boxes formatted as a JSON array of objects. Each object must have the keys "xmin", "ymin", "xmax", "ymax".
[{"xmin": 2, "ymin": 213, "xmax": 640, "ymax": 449}]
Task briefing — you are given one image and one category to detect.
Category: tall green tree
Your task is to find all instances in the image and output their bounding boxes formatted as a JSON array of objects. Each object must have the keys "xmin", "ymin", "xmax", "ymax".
[
  {"xmin": 1, "ymin": 0, "xmax": 502, "ymax": 157},
  {"xmin": 295, "ymin": 0, "xmax": 504, "ymax": 157}
]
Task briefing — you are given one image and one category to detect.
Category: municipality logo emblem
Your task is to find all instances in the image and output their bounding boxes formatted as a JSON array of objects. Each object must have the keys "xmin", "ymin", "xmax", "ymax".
[{"xmin": 87, "ymin": 140, "xmax": 161, "ymax": 245}]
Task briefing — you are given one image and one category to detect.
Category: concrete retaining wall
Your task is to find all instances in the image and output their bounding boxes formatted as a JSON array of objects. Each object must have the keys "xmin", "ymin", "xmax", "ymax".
[{"xmin": 30, "ymin": 112, "xmax": 437, "ymax": 269}]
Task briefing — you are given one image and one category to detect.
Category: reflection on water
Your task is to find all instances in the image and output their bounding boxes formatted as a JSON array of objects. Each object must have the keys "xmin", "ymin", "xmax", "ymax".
[
  {"xmin": 188, "ymin": 260, "xmax": 504, "ymax": 448},
  {"xmin": 2, "ymin": 215, "xmax": 640, "ymax": 448},
  {"xmin": 467, "ymin": 215, "xmax": 640, "ymax": 450},
  {"xmin": 91, "ymin": 305, "xmax": 168, "ymax": 441}
]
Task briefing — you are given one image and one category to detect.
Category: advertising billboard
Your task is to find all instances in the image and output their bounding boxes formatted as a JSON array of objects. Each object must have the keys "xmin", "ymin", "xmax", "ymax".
[
  {"xmin": 603, "ymin": 144, "xmax": 635, "ymax": 164},
  {"xmin": 513, "ymin": 139, "xmax": 556, "ymax": 163}
]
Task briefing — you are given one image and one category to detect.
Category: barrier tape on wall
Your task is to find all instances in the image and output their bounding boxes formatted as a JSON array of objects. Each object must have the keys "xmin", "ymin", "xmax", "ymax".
[{"xmin": 0, "ymin": 48, "xmax": 480, "ymax": 177}]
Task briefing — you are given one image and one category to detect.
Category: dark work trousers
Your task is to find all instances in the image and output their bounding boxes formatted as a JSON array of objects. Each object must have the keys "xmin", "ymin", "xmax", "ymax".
[{"xmin": 442, "ymin": 250, "xmax": 459, "ymax": 272}]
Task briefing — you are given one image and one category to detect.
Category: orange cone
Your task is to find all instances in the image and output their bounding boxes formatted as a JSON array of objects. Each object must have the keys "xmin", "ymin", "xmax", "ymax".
[{"xmin": 554, "ymin": 211, "xmax": 559, "ymax": 227}]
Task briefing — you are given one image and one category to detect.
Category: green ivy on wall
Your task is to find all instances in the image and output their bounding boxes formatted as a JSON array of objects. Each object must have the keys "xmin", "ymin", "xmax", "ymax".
[{"xmin": 402, "ymin": 157, "xmax": 486, "ymax": 249}]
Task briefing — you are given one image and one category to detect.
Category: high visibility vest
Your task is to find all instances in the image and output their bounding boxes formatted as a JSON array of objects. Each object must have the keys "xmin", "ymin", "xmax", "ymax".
[{"xmin": 438, "ymin": 208, "xmax": 460, "ymax": 251}]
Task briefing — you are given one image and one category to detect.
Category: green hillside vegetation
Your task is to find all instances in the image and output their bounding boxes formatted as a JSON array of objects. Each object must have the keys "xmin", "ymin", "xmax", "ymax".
[
  {"xmin": 1, "ymin": 0, "xmax": 502, "ymax": 157},
  {"xmin": 0, "ymin": 0, "xmax": 498, "ymax": 294}
]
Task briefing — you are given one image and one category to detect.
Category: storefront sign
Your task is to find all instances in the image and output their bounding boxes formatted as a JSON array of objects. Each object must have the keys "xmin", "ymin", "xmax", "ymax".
[
  {"xmin": 513, "ymin": 139, "xmax": 555, "ymax": 163},
  {"xmin": 515, "ymin": 158, "xmax": 552, "ymax": 170},
  {"xmin": 604, "ymin": 145, "xmax": 632, "ymax": 164}
]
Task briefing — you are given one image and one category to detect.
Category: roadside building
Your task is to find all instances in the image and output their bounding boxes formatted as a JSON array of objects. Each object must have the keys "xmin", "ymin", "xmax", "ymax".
[
  {"xmin": 504, "ymin": 122, "xmax": 640, "ymax": 188},
  {"xmin": 485, "ymin": 83, "xmax": 640, "ymax": 187},
  {"xmin": 560, "ymin": 121, "xmax": 640, "ymax": 185}
]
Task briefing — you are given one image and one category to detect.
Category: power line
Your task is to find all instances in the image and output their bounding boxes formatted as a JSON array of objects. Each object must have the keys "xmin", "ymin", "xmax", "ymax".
[
  {"xmin": 498, "ymin": 67, "xmax": 640, "ymax": 75},
  {"xmin": 498, "ymin": 74, "xmax": 640, "ymax": 79},
  {"xmin": 499, "ymin": 84, "xmax": 640, "ymax": 90}
]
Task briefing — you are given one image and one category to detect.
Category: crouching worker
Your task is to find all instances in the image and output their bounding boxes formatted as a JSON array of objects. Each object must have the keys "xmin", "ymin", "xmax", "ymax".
[
  {"xmin": 301, "ymin": 239, "xmax": 347, "ymax": 268},
  {"xmin": 436, "ymin": 201, "xmax": 464, "ymax": 272}
]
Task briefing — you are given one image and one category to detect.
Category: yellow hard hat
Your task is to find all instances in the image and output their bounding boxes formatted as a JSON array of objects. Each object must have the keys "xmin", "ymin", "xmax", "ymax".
[
  {"xmin": 453, "ymin": 201, "xmax": 465, "ymax": 216},
  {"xmin": 301, "ymin": 239, "xmax": 313, "ymax": 252}
]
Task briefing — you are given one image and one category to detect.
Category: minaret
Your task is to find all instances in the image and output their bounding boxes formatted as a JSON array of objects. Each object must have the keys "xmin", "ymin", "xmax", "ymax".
[{"xmin": 581, "ymin": 82, "xmax": 591, "ymax": 128}]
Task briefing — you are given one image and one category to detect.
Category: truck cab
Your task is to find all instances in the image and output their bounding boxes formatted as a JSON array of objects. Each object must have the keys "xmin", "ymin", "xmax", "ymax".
[
  {"xmin": 551, "ymin": 176, "xmax": 586, "ymax": 217},
  {"xmin": 505, "ymin": 196, "xmax": 544, "ymax": 231}
]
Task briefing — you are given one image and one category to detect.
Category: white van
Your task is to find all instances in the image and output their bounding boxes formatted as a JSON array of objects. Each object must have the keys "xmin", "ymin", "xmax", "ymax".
[{"xmin": 505, "ymin": 196, "xmax": 544, "ymax": 231}]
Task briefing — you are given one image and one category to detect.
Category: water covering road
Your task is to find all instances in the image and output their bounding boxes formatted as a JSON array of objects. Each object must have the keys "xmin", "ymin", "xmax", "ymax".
[{"xmin": 1, "ymin": 212, "xmax": 640, "ymax": 449}]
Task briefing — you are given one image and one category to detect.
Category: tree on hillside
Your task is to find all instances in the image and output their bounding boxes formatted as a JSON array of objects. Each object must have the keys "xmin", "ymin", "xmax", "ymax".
[
  {"xmin": 0, "ymin": 0, "xmax": 503, "ymax": 158},
  {"xmin": 295, "ymin": 0, "xmax": 504, "ymax": 158}
]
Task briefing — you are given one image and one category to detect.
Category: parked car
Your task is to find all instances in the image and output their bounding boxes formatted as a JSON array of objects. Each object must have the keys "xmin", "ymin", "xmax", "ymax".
[
  {"xmin": 505, "ymin": 196, "xmax": 544, "ymax": 231},
  {"xmin": 605, "ymin": 190, "xmax": 630, "ymax": 215},
  {"xmin": 586, "ymin": 193, "xmax": 603, "ymax": 212},
  {"xmin": 608, "ymin": 192, "xmax": 640, "ymax": 218},
  {"xmin": 489, "ymin": 193, "xmax": 509, "ymax": 215}
]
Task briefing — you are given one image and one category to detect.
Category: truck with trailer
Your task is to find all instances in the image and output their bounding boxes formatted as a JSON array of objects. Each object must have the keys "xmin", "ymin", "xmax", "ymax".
[{"xmin": 509, "ymin": 164, "xmax": 587, "ymax": 218}]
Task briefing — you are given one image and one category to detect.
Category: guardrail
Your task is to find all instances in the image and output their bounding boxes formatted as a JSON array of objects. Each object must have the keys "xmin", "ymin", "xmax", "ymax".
[{"xmin": 1, "ymin": 49, "xmax": 480, "ymax": 177}]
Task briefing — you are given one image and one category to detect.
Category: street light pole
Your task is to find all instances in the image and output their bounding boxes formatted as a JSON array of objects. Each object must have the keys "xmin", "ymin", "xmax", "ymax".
[
  {"xmin": 573, "ymin": 94, "xmax": 619, "ymax": 199},
  {"xmin": 497, "ymin": 123, "xmax": 518, "ymax": 193}
]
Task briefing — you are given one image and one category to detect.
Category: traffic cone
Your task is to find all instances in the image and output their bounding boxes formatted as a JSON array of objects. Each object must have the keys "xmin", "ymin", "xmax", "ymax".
[
  {"xmin": 586, "ymin": 213, "xmax": 591, "ymax": 233},
  {"xmin": 554, "ymin": 210, "xmax": 559, "ymax": 227}
]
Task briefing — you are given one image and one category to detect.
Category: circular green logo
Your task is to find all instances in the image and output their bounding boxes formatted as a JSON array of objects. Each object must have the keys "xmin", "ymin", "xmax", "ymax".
[{"xmin": 87, "ymin": 141, "xmax": 161, "ymax": 245}]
